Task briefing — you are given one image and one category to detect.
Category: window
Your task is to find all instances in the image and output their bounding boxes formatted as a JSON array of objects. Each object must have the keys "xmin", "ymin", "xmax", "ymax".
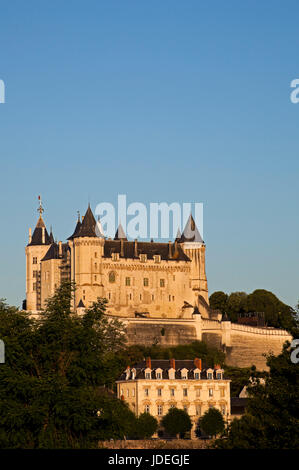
[
  {"xmin": 152, "ymin": 294, "xmax": 155, "ymax": 301},
  {"xmin": 94, "ymin": 262, "xmax": 97, "ymax": 270},
  {"xmin": 170, "ymin": 388, "xmax": 175, "ymax": 397},
  {"xmin": 109, "ymin": 271, "xmax": 116, "ymax": 283},
  {"xmin": 140, "ymin": 254, "xmax": 147, "ymax": 263},
  {"xmin": 196, "ymin": 389, "xmax": 201, "ymax": 397},
  {"xmin": 120, "ymin": 389, "xmax": 124, "ymax": 397},
  {"xmin": 94, "ymin": 275, "xmax": 97, "ymax": 281},
  {"xmin": 157, "ymin": 388, "xmax": 162, "ymax": 397},
  {"xmin": 145, "ymin": 372, "xmax": 151, "ymax": 379},
  {"xmin": 156, "ymin": 372, "xmax": 162, "ymax": 379},
  {"xmin": 196, "ymin": 405, "xmax": 201, "ymax": 416},
  {"xmin": 153, "ymin": 255, "xmax": 161, "ymax": 263},
  {"xmin": 132, "ymin": 389, "xmax": 135, "ymax": 397},
  {"xmin": 194, "ymin": 372, "xmax": 200, "ymax": 380},
  {"xmin": 112, "ymin": 252, "xmax": 119, "ymax": 261},
  {"xmin": 108, "ymin": 292, "xmax": 111, "ymax": 300},
  {"xmin": 125, "ymin": 277, "xmax": 131, "ymax": 286},
  {"xmin": 220, "ymin": 388, "xmax": 225, "ymax": 398},
  {"xmin": 183, "ymin": 388, "xmax": 188, "ymax": 397},
  {"xmin": 144, "ymin": 388, "xmax": 149, "ymax": 397},
  {"xmin": 181, "ymin": 369, "xmax": 188, "ymax": 380},
  {"xmin": 139, "ymin": 294, "xmax": 142, "ymax": 301},
  {"xmin": 127, "ymin": 389, "xmax": 129, "ymax": 397},
  {"xmin": 221, "ymin": 405, "xmax": 226, "ymax": 415},
  {"xmin": 33, "ymin": 257, "xmax": 37, "ymax": 264},
  {"xmin": 143, "ymin": 278, "xmax": 149, "ymax": 287},
  {"xmin": 160, "ymin": 279, "xmax": 165, "ymax": 288},
  {"xmin": 95, "ymin": 252, "xmax": 97, "ymax": 258},
  {"xmin": 144, "ymin": 405, "xmax": 150, "ymax": 413},
  {"xmin": 33, "ymin": 283, "xmax": 37, "ymax": 291},
  {"xmin": 157, "ymin": 405, "xmax": 163, "ymax": 416},
  {"xmin": 33, "ymin": 270, "xmax": 37, "ymax": 278},
  {"xmin": 209, "ymin": 388, "xmax": 213, "ymax": 397},
  {"xmin": 207, "ymin": 372, "xmax": 213, "ymax": 380},
  {"xmin": 168, "ymin": 369, "xmax": 175, "ymax": 380},
  {"xmin": 216, "ymin": 372, "xmax": 223, "ymax": 380},
  {"xmin": 169, "ymin": 295, "xmax": 171, "ymax": 301}
]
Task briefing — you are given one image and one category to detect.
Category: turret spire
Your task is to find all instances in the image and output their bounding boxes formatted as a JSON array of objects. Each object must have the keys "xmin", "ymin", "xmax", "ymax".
[{"xmin": 37, "ymin": 195, "xmax": 44, "ymax": 217}]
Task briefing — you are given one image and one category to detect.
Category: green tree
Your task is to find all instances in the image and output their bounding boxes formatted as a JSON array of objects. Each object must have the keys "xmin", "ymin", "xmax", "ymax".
[
  {"xmin": 209, "ymin": 291, "xmax": 228, "ymax": 313},
  {"xmin": 197, "ymin": 408, "xmax": 225, "ymax": 438},
  {"xmin": 161, "ymin": 407, "xmax": 192, "ymax": 438},
  {"xmin": 227, "ymin": 292, "xmax": 247, "ymax": 322},
  {"xmin": 0, "ymin": 282, "xmax": 134, "ymax": 448},
  {"xmin": 133, "ymin": 413, "xmax": 158, "ymax": 439},
  {"xmin": 215, "ymin": 341, "xmax": 299, "ymax": 449}
]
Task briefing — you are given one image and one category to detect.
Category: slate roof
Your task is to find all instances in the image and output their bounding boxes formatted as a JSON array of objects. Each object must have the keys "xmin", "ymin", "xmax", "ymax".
[
  {"xmin": 114, "ymin": 223, "xmax": 127, "ymax": 240},
  {"xmin": 41, "ymin": 242, "xmax": 69, "ymax": 261},
  {"xmin": 230, "ymin": 397, "xmax": 248, "ymax": 415},
  {"xmin": 27, "ymin": 216, "xmax": 51, "ymax": 246},
  {"xmin": 67, "ymin": 219, "xmax": 82, "ymax": 240},
  {"xmin": 73, "ymin": 205, "xmax": 97, "ymax": 238},
  {"xmin": 177, "ymin": 214, "xmax": 204, "ymax": 243},
  {"xmin": 104, "ymin": 240, "xmax": 190, "ymax": 262},
  {"xmin": 117, "ymin": 359, "xmax": 225, "ymax": 381}
]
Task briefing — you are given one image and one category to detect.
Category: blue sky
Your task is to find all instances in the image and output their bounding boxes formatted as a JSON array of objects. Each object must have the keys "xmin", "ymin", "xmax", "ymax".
[{"xmin": 0, "ymin": 0, "xmax": 298, "ymax": 308}]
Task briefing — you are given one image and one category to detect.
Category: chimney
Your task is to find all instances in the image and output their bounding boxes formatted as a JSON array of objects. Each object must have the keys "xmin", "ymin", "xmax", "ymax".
[
  {"xmin": 59, "ymin": 241, "xmax": 62, "ymax": 257},
  {"xmin": 194, "ymin": 358, "xmax": 202, "ymax": 370},
  {"xmin": 214, "ymin": 364, "xmax": 221, "ymax": 370},
  {"xmin": 146, "ymin": 357, "xmax": 151, "ymax": 369},
  {"xmin": 170, "ymin": 358, "xmax": 175, "ymax": 370},
  {"xmin": 42, "ymin": 227, "xmax": 45, "ymax": 244},
  {"xmin": 29, "ymin": 228, "xmax": 32, "ymax": 244},
  {"xmin": 168, "ymin": 241, "xmax": 172, "ymax": 258},
  {"xmin": 120, "ymin": 238, "xmax": 124, "ymax": 257},
  {"xmin": 134, "ymin": 239, "xmax": 138, "ymax": 258}
]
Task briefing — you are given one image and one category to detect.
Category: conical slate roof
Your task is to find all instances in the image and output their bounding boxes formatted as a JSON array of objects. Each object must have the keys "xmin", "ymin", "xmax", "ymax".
[
  {"xmin": 28, "ymin": 215, "xmax": 51, "ymax": 246},
  {"xmin": 179, "ymin": 214, "xmax": 203, "ymax": 243},
  {"xmin": 67, "ymin": 218, "xmax": 82, "ymax": 240},
  {"xmin": 73, "ymin": 205, "xmax": 97, "ymax": 238},
  {"xmin": 114, "ymin": 223, "xmax": 127, "ymax": 240}
]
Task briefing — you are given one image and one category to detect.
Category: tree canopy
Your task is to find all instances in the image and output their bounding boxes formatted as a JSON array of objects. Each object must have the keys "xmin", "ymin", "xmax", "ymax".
[
  {"xmin": 197, "ymin": 408, "xmax": 225, "ymax": 438},
  {"xmin": 215, "ymin": 341, "xmax": 299, "ymax": 449},
  {"xmin": 0, "ymin": 283, "xmax": 136, "ymax": 448},
  {"xmin": 209, "ymin": 289, "xmax": 297, "ymax": 330},
  {"xmin": 161, "ymin": 407, "xmax": 192, "ymax": 437}
]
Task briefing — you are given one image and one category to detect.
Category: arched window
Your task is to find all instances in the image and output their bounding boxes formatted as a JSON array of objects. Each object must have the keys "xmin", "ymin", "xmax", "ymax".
[{"xmin": 109, "ymin": 271, "xmax": 116, "ymax": 283}]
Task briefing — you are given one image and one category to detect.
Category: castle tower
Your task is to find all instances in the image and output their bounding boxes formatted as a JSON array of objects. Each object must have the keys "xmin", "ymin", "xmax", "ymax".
[
  {"xmin": 179, "ymin": 214, "xmax": 209, "ymax": 306},
  {"xmin": 25, "ymin": 197, "xmax": 52, "ymax": 311},
  {"xmin": 68, "ymin": 205, "xmax": 105, "ymax": 311}
]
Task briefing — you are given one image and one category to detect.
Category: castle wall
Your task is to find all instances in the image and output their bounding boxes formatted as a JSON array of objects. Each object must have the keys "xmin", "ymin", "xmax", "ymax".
[{"xmin": 118, "ymin": 316, "xmax": 292, "ymax": 370}]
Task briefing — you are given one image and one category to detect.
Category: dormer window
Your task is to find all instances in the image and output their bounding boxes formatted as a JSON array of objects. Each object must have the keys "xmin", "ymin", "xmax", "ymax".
[
  {"xmin": 131, "ymin": 368, "xmax": 136, "ymax": 380},
  {"xmin": 140, "ymin": 254, "xmax": 147, "ymax": 263},
  {"xmin": 180, "ymin": 368, "xmax": 188, "ymax": 380},
  {"xmin": 216, "ymin": 370, "xmax": 223, "ymax": 380},
  {"xmin": 145, "ymin": 368, "xmax": 151, "ymax": 380},
  {"xmin": 155, "ymin": 368, "xmax": 163, "ymax": 379},
  {"xmin": 207, "ymin": 369, "xmax": 214, "ymax": 380},
  {"xmin": 153, "ymin": 255, "xmax": 161, "ymax": 263},
  {"xmin": 193, "ymin": 368, "xmax": 201, "ymax": 380},
  {"xmin": 168, "ymin": 368, "xmax": 175, "ymax": 380},
  {"xmin": 112, "ymin": 252, "xmax": 119, "ymax": 261}
]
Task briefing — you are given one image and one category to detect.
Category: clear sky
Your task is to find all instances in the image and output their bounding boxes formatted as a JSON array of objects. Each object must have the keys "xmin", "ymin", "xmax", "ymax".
[{"xmin": 0, "ymin": 0, "xmax": 298, "ymax": 309}]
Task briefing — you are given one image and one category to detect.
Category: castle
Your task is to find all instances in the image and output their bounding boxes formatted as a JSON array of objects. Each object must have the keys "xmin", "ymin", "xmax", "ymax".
[
  {"xmin": 25, "ymin": 199, "xmax": 292, "ymax": 370},
  {"xmin": 25, "ymin": 198, "xmax": 209, "ymax": 317}
]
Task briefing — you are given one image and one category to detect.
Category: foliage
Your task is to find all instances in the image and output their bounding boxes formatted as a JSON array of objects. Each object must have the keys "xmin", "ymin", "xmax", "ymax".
[
  {"xmin": 197, "ymin": 408, "xmax": 225, "ymax": 438},
  {"xmin": 209, "ymin": 289, "xmax": 297, "ymax": 330},
  {"xmin": 215, "ymin": 342, "xmax": 299, "ymax": 449},
  {"xmin": 224, "ymin": 365, "xmax": 267, "ymax": 397},
  {"xmin": 161, "ymin": 407, "xmax": 192, "ymax": 437},
  {"xmin": 132, "ymin": 413, "xmax": 158, "ymax": 439},
  {"xmin": 0, "ymin": 282, "xmax": 134, "ymax": 448}
]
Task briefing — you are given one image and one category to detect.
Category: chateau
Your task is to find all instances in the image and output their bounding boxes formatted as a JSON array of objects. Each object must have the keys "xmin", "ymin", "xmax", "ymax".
[
  {"xmin": 25, "ymin": 199, "xmax": 209, "ymax": 318},
  {"xmin": 25, "ymin": 199, "xmax": 292, "ymax": 370},
  {"xmin": 116, "ymin": 358, "xmax": 230, "ymax": 438}
]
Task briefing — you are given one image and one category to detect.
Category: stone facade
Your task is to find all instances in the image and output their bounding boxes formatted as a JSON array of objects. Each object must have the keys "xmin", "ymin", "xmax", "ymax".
[
  {"xmin": 25, "ymin": 203, "xmax": 209, "ymax": 317},
  {"xmin": 116, "ymin": 358, "xmax": 231, "ymax": 438}
]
